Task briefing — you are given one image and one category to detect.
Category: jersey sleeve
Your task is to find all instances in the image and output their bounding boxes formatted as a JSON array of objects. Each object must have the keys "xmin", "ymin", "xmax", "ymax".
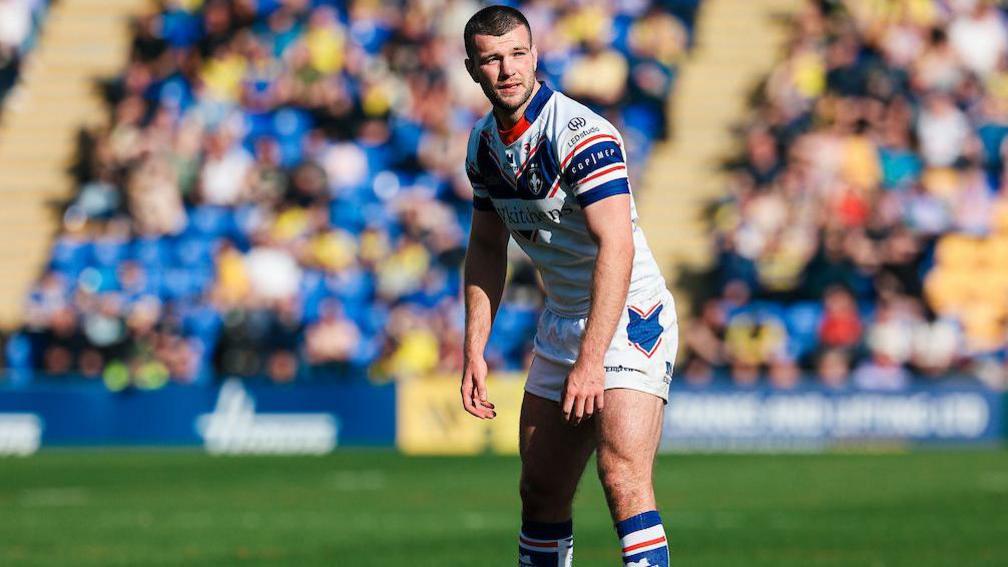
[
  {"xmin": 555, "ymin": 114, "xmax": 631, "ymax": 208},
  {"xmin": 464, "ymin": 127, "xmax": 495, "ymax": 212}
]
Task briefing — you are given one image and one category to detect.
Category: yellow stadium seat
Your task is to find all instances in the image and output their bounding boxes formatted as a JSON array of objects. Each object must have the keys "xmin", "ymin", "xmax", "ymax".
[
  {"xmin": 934, "ymin": 234, "xmax": 981, "ymax": 269},
  {"xmin": 924, "ymin": 268, "xmax": 971, "ymax": 314},
  {"xmin": 992, "ymin": 201, "xmax": 1008, "ymax": 234},
  {"xmin": 983, "ymin": 236, "xmax": 1008, "ymax": 265}
]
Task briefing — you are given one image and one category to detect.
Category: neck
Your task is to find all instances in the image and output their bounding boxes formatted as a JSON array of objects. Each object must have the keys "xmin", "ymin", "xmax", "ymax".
[{"xmin": 494, "ymin": 81, "xmax": 540, "ymax": 130}]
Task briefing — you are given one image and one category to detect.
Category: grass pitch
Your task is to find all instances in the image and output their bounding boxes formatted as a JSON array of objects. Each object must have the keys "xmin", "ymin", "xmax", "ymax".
[{"xmin": 0, "ymin": 450, "xmax": 1005, "ymax": 566}]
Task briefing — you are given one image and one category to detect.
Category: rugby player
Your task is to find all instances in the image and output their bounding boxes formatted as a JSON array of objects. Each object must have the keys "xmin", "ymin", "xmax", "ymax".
[{"xmin": 459, "ymin": 5, "xmax": 678, "ymax": 566}]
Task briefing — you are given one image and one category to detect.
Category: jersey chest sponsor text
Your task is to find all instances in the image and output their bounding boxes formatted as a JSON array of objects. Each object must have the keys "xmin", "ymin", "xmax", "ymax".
[{"xmin": 493, "ymin": 202, "xmax": 575, "ymax": 226}]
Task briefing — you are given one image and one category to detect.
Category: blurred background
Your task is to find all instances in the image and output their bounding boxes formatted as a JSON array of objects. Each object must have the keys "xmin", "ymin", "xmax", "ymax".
[{"xmin": 0, "ymin": 0, "xmax": 1006, "ymax": 564}]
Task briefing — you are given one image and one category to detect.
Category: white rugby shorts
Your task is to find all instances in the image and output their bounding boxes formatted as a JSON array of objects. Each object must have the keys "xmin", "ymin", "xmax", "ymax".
[{"xmin": 525, "ymin": 288, "xmax": 678, "ymax": 403}]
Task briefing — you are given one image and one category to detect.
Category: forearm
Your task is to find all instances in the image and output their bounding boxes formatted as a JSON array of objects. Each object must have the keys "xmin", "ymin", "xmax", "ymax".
[
  {"xmin": 577, "ymin": 239, "xmax": 634, "ymax": 366},
  {"xmin": 463, "ymin": 244, "xmax": 508, "ymax": 360}
]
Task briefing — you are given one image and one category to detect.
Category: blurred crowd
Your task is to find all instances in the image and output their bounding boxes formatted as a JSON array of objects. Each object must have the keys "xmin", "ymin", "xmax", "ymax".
[
  {"xmin": 0, "ymin": 0, "xmax": 48, "ymax": 109},
  {"xmin": 680, "ymin": 0, "xmax": 1008, "ymax": 391},
  {"xmin": 3, "ymin": 0, "xmax": 695, "ymax": 387}
]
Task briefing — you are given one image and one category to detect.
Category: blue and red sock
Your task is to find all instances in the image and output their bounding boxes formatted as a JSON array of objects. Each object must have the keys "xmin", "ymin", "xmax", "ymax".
[
  {"xmin": 517, "ymin": 519, "xmax": 573, "ymax": 566},
  {"xmin": 616, "ymin": 510, "xmax": 669, "ymax": 566}
]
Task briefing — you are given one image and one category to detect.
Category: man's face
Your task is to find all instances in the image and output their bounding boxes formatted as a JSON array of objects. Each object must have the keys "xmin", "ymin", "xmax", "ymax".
[{"xmin": 466, "ymin": 25, "xmax": 538, "ymax": 114}]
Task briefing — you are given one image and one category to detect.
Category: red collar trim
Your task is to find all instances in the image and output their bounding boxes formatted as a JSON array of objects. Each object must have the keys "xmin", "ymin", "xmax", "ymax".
[{"xmin": 497, "ymin": 116, "xmax": 531, "ymax": 145}]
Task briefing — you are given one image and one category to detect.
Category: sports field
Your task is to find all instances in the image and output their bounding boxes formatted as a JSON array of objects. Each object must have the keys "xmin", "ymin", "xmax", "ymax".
[{"xmin": 0, "ymin": 450, "xmax": 1005, "ymax": 566}]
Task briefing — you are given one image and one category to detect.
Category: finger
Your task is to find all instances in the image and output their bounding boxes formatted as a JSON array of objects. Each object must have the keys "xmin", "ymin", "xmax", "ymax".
[
  {"xmin": 475, "ymin": 376, "xmax": 488, "ymax": 404},
  {"xmin": 461, "ymin": 375, "xmax": 490, "ymax": 419},
  {"xmin": 474, "ymin": 391, "xmax": 496, "ymax": 419},
  {"xmin": 470, "ymin": 380, "xmax": 496, "ymax": 419},
  {"xmin": 561, "ymin": 390, "xmax": 575, "ymax": 421},
  {"xmin": 595, "ymin": 391, "xmax": 605, "ymax": 412},
  {"xmin": 584, "ymin": 395, "xmax": 595, "ymax": 420},
  {"xmin": 470, "ymin": 392, "xmax": 490, "ymax": 419},
  {"xmin": 571, "ymin": 395, "xmax": 586, "ymax": 426},
  {"xmin": 461, "ymin": 381, "xmax": 479, "ymax": 417}
]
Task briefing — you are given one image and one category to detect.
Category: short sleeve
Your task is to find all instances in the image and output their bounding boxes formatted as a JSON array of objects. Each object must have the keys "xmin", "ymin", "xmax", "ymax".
[
  {"xmin": 555, "ymin": 115, "xmax": 630, "ymax": 208},
  {"xmin": 465, "ymin": 128, "xmax": 495, "ymax": 212}
]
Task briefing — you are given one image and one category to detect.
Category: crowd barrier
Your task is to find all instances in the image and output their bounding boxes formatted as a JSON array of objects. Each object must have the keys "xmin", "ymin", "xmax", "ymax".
[
  {"xmin": 0, "ymin": 378, "xmax": 395, "ymax": 455},
  {"xmin": 0, "ymin": 374, "xmax": 1002, "ymax": 455},
  {"xmin": 397, "ymin": 376, "xmax": 1004, "ymax": 454}
]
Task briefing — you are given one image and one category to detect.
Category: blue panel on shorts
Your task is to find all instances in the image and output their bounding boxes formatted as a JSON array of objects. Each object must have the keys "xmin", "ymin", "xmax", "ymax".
[{"xmin": 627, "ymin": 305, "xmax": 664, "ymax": 356}]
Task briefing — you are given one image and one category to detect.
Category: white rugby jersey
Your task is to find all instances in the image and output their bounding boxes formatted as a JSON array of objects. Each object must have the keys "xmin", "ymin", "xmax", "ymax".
[{"xmin": 465, "ymin": 82, "xmax": 666, "ymax": 317}]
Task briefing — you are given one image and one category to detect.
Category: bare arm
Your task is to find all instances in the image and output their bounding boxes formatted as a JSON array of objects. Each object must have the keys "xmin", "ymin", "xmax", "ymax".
[
  {"xmin": 562, "ymin": 194, "xmax": 635, "ymax": 425},
  {"xmin": 461, "ymin": 208, "xmax": 510, "ymax": 419}
]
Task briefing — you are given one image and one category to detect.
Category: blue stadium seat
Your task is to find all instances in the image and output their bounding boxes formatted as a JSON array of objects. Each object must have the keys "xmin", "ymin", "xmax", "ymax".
[
  {"xmin": 785, "ymin": 302, "xmax": 824, "ymax": 357},
  {"xmin": 92, "ymin": 239, "xmax": 129, "ymax": 267}
]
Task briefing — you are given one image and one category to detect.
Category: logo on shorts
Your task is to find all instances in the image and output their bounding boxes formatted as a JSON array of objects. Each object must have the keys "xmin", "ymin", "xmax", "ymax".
[
  {"xmin": 568, "ymin": 116, "xmax": 587, "ymax": 130},
  {"xmin": 604, "ymin": 365, "xmax": 647, "ymax": 375},
  {"xmin": 664, "ymin": 361, "xmax": 673, "ymax": 384},
  {"xmin": 626, "ymin": 303, "xmax": 664, "ymax": 358}
]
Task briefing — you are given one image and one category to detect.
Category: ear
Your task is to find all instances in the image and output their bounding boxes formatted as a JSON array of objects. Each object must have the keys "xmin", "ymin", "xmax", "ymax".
[
  {"xmin": 531, "ymin": 43, "xmax": 539, "ymax": 72},
  {"xmin": 465, "ymin": 58, "xmax": 479, "ymax": 83}
]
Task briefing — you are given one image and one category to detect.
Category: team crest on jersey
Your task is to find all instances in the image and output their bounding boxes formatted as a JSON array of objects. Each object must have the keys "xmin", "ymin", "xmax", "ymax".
[{"xmin": 527, "ymin": 162, "xmax": 544, "ymax": 195}]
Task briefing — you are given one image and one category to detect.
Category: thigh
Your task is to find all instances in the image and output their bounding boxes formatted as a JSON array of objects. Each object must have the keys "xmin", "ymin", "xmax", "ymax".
[
  {"xmin": 595, "ymin": 389, "xmax": 665, "ymax": 520},
  {"xmin": 603, "ymin": 289, "xmax": 678, "ymax": 402},
  {"xmin": 519, "ymin": 391, "xmax": 597, "ymax": 521}
]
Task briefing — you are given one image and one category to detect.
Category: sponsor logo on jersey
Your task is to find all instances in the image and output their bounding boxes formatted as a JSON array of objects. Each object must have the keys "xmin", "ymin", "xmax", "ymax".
[
  {"xmin": 568, "ymin": 116, "xmax": 587, "ymax": 130},
  {"xmin": 567, "ymin": 125, "xmax": 601, "ymax": 148},
  {"xmin": 494, "ymin": 203, "xmax": 574, "ymax": 225},
  {"xmin": 567, "ymin": 143, "xmax": 621, "ymax": 182}
]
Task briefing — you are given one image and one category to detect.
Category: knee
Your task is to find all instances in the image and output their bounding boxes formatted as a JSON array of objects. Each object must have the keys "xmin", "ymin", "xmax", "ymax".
[
  {"xmin": 597, "ymin": 452, "xmax": 647, "ymax": 497},
  {"xmin": 520, "ymin": 470, "xmax": 573, "ymax": 518}
]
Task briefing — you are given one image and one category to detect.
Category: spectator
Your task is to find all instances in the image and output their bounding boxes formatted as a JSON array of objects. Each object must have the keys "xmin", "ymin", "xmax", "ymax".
[
  {"xmin": 817, "ymin": 285, "xmax": 862, "ymax": 350},
  {"xmin": 14, "ymin": 0, "xmax": 694, "ymax": 385},
  {"xmin": 684, "ymin": 0, "xmax": 1007, "ymax": 390},
  {"xmin": 304, "ymin": 299, "xmax": 361, "ymax": 369},
  {"xmin": 817, "ymin": 348, "xmax": 851, "ymax": 389}
]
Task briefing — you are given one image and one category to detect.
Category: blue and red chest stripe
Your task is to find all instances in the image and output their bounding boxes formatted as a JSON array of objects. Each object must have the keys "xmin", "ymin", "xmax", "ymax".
[{"xmin": 473, "ymin": 133, "xmax": 561, "ymax": 202}]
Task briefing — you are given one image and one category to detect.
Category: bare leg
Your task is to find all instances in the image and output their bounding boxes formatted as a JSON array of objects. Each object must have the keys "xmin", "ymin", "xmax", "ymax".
[
  {"xmin": 519, "ymin": 391, "xmax": 597, "ymax": 522},
  {"xmin": 595, "ymin": 388, "xmax": 664, "ymax": 522},
  {"xmin": 516, "ymin": 391, "xmax": 597, "ymax": 566}
]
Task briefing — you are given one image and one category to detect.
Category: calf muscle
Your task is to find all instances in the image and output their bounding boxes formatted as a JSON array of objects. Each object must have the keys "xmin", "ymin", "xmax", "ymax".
[
  {"xmin": 519, "ymin": 392, "xmax": 596, "ymax": 522},
  {"xmin": 595, "ymin": 388, "xmax": 665, "ymax": 522}
]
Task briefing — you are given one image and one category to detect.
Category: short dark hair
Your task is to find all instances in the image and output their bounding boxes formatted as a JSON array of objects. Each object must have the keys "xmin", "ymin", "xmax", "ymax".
[{"xmin": 463, "ymin": 5, "xmax": 532, "ymax": 59}]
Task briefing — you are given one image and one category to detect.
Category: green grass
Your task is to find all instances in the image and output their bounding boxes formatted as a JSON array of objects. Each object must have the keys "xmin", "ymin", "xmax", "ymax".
[{"xmin": 0, "ymin": 450, "xmax": 1005, "ymax": 565}]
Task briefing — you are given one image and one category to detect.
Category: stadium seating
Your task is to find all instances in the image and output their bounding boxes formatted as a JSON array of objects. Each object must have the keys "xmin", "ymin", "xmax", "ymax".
[
  {"xmin": 6, "ymin": 0, "xmax": 697, "ymax": 386},
  {"xmin": 681, "ymin": 0, "xmax": 1008, "ymax": 389}
]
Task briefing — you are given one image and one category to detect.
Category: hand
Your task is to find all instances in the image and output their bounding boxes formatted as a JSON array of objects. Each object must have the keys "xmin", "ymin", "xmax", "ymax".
[
  {"xmin": 561, "ymin": 360, "xmax": 605, "ymax": 426},
  {"xmin": 461, "ymin": 355, "xmax": 496, "ymax": 419}
]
